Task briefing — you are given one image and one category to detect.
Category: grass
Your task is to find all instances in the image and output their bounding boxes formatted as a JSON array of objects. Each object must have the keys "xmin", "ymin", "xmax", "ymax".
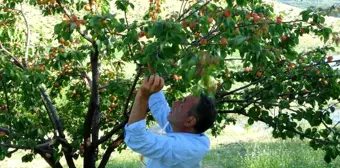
[
  {"xmin": 103, "ymin": 126, "xmax": 340, "ymax": 168},
  {"xmin": 204, "ymin": 140, "xmax": 340, "ymax": 168},
  {"xmin": 2, "ymin": 117, "xmax": 340, "ymax": 168}
]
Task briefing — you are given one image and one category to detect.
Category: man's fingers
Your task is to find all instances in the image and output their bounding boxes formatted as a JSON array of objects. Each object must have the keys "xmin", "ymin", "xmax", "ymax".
[
  {"xmin": 151, "ymin": 75, "xmax": 161, "ymax": 91},
  {"xmin": 148, "ymin": 74, "xmax": 156, "ymax": 86},
  {"xmin": 143, "ymin": 77, "xmax": 149, "ymax": 85},
  {"xmin": 159, "ymin": 78, "xmax": 164, "ymax": 89}
]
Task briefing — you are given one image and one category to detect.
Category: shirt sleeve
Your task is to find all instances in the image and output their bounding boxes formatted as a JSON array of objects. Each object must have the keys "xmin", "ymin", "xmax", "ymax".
[
  {"xmin": 124, "ymin": 120, "xmax": 173, "ymax": 163},
  {"xmin": 148, "ymin": 90, "xmax": 172, "ymax": 132}
]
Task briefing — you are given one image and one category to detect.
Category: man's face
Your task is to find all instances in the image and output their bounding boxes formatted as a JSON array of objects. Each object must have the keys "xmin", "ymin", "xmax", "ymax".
[{"xmin": 167, "ymin": 94, "xmax": 199, "ymax": 128}]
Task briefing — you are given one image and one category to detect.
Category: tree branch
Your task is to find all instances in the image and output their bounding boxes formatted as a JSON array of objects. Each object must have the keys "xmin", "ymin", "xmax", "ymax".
[
  {"xmin": 39, "ymin": 87, "xmax": 65, "ymax": 138},
  {"xmin": 41, "ymin": 98, "xmax": 58, "ymax": 137},
  {"xmin": 94, "ymin": 66, "xmax": 143, "ymax": 147},
  {"xmin": 35, "ymin": 147, "xmax": 63, "ymax": 168},
  {"xmin": 0, "ymin": 127, "xmax": 10, "ymax": 135},
  {"xmin": 217, "ymin": 101, "xmax": 252, "ymax": 114},
  {"xmin": 225, "ymin": 58, "xmax": 244, "ymax": 61},
  {"xmin": 216, "ymin": 99, "xmax": 249, "ymax": 104},
  {"xmin": 95, "ymin": 119, "xmax": 127, "ymax": 146},
  {"xmin": 98, "ymin": 133, "xmax": 124, "ymax": 168},
  {"xmin": 39, "ymin": 87, "xmax": 76, "ymax": 168},
  {"xmin": 7, "ymin": 148, "xmax": 19, "ymax": 155},
  {"xmin": 321, "ymin": 120, "xmax": 339, "ymax": 136},
  {"xmin": 81, "ymin": 71, "xmax": 92, "ymax": 88},
  {"xmin": 216, "ymin": 77, "xmax": 267, "ymax": 98},
  {"xmin": 0, "ymin": 138, "xmax": 56, "ymax": 150},
  {"xmin": 123, "ymin": 66, "xmax": 143, "ymax": 117},
  {"xmin": 83, "ymin": 42, "xmax": 99, "ymax": 168}
]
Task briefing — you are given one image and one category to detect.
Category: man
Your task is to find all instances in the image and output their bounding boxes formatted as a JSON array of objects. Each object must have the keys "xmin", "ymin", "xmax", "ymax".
[{"xmin": 124, "ymin": 74, "xmax": 217, "ymax": 167}]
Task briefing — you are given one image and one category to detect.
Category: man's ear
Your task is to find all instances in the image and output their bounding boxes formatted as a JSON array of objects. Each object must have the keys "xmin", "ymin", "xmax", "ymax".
[{"xmin": 184, "ymin": 116, "xmax": 197, "ymax": 127}]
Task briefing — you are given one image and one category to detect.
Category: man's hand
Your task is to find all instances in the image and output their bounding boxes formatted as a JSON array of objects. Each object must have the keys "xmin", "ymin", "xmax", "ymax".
[
  {"xmin": 127, "ymin": 74, "xmax": 164, "ymax": 125},
  {"xmin": 139, "ymin": 74, "xmax": 164, "ymax": 97}
]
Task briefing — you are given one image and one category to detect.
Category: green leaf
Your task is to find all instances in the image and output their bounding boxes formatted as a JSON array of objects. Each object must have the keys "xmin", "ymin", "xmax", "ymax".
[
  {"xmin": 153, "ymin": 21, "xmax": 164, "ymax": 37},
  {"xmin": 300, "ymin": 9, "xmax": 313, "ymax": 21},
  {"xmin": 54, "ymin": 23, "xmax": 63, "ymax": 35},
  {"xmin": 312, "ymin": 14, "xmax": 319, "ymax": 24},
  {"xmin": 226, "ymin": 0, "xmax": 234, "ymax": 7},
  {"xmin": 115, "ymin": 0, "xmax": 128, "ymax": 11},
  {"xmin": 324, "ymin": 153, "xmax": 331, "ymax": 163},
  {"xmin": 248, "ymin": 107, "xmax": 260, "ymax": 119},
  {"xmin": 248, "ymin": 118, "xmax": 254, "ymax": 125},
  {"xmin": 279, "ymin": 100, "xmax": 290, "ymax": 108},
  {"xmin": 129, "ymin": 3, "xmax": 135, "ymax": 9},
  {"xmin": 286, "ymin": 131, "xmax": 294, "ymax": 138},
  {"xmin": 0, "ymin": 115, "xmax": 5, "ymax": 122},
  {"xmin": 233, "ymin": 36, "xmax": 248, "ymax": 46},
  {"xmin": 236, "ymin": 0, "xmax": 246, "ymax": 6},
  {"xmin": 22, "ymin": 153, "xmax": 34, "ymax": 163}
]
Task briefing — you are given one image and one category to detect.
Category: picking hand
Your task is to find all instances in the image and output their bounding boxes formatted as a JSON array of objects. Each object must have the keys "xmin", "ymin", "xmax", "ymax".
[{"xmin": 139, "ymin": 74, "xmax": 164, "ymax": 97}]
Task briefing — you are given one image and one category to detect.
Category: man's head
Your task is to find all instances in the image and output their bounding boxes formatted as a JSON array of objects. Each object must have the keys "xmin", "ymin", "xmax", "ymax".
[{"xmin": 167, "ymin": 93, "xmax": 216, "ymax": 134}]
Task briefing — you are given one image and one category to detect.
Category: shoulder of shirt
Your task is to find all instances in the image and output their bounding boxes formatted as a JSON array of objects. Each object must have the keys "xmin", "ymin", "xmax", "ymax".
[{"xmin": 166, "ymin": 133, "xmax": 210, "ymax": 150}]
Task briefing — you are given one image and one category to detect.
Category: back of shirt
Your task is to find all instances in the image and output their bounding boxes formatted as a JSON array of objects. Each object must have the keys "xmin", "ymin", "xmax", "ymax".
[{"xmin": 146, "ymin": 131, "xmax": 210, "ymax": 168}]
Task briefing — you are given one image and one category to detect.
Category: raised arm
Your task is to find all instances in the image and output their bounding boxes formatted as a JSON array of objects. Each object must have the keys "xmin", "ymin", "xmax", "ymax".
[
  {"xmin": 125, "ymin": 75, "xmax": 173, "ymax": 165},
  {"xmin": 127, "ymin": 75, "xmax": 164, "ymax": 125},
  {"xmin": 148, "ymin": 90, "xmax": 172, "ymax": 132}
]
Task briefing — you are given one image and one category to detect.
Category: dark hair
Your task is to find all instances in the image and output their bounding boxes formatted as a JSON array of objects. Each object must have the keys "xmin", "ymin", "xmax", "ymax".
[{"xmin": 189, "ymin": 93, "xmax": 217, "ymax": 133}]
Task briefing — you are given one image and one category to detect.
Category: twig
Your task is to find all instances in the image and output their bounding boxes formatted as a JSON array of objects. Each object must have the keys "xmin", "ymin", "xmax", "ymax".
[
  {"xmin": 333, "ymin": 121, "xmax": 340, "ymax": 129},
  {"xmin": 124, "ymin": 11, "xmax": 129, "ymax": 27},
  {"xmin": 7, "ymin": 149, "xmax": 19, "ymax": 155},
  {"xmin": 177, "ymin": 0, "xmax": 213, "ymax": 22},
  {"xmin": 321, "ymin": 120, "xmax": 338, "ymax": 135},
  {"xmin": 4, "ymin": 7, "xmax": 31, "ymax": 67},
  {"xmin": 225, "ymin": 58, "xmax": 245, "ymax": 61},
  {"xmin": 179, "ymin": 0, "xmax": 185, "ymax": 16},
  {"xmin": 19, "ymin": 5, "xmax": 30, "ymax": 68},
  {"xmin": 0, "ymin": 43, "xmax": 25, "ymax": 69}
]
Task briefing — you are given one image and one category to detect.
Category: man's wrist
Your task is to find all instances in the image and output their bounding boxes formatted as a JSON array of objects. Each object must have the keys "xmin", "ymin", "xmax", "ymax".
[{"xmin": 137, "ymin": 89, "xmax": 150, "ymax": 100}]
